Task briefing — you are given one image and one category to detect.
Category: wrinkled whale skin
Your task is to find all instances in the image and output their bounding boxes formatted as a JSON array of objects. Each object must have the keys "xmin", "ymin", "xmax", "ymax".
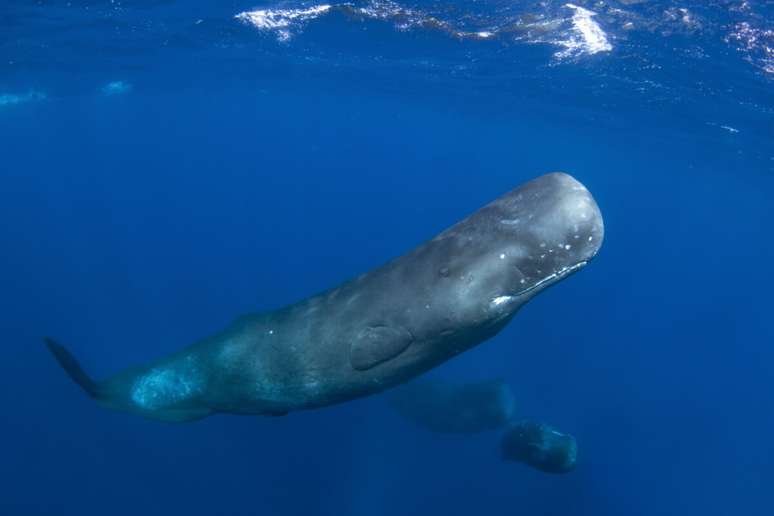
[{"xmin": 45, "ymin": 172, "xmax": 603, "ymax": 422}]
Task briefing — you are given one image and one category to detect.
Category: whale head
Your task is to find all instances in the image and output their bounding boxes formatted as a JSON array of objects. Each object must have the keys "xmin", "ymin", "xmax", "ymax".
[
  {"xmin": 491, "ymin": 172, "xmax": 604, "ymax": 302},
  {"xmin": 430, "ymin": 172, "xmax": 604, "ymax": 331}
]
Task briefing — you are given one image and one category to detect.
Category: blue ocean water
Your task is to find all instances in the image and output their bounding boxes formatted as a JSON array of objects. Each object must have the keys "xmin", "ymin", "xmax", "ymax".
[{"xmin": 1, "ymin": 1, "xmax": 773, "ymax": 515}]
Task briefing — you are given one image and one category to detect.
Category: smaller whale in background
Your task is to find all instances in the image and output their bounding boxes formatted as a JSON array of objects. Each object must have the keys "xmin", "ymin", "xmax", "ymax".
[
  {"xmin": 388, "ymin": 379, "xmax": 515, "ymax": 434},
  {"xmin": 45, "ymin": 173, "xmax": 603, "ymax": 423},
  {"xmin": 389, "ymin": 378, "xmax": 579, "ymax": 475},
  {"xmin": 501, "ymin": 420, "xmax": 577, "ymax": 474}
]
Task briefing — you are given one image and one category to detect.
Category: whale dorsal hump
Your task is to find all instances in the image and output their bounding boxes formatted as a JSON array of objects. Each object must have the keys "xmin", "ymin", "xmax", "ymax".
[{"xmin": 350, "ymin": 325, "xmax": 413, "ymax": 371}]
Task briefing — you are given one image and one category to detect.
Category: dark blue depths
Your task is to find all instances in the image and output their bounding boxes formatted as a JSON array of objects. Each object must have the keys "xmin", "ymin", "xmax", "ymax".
[{"xmin": 1, "ymin": 1, "xmax": 773, "ymax": 515}]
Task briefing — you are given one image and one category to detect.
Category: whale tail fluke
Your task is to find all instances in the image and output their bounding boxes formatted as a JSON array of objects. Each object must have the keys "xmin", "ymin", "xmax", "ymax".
[
  {"xmin": 44, "ymin": 337, "xmax": 101, "ymax": 399},
  {"xmin": 43, "ymin": 337, "xmax": 215, "ymax": 422}
]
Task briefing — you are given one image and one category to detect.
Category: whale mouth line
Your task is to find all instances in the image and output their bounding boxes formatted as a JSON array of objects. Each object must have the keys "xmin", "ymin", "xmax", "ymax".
[
  {"xmin": 490, "ymin": 260, "xmax": 589, "ymax": 308},
  {"xmin": 514, "ymin": 260, "xmax": 589, "ymax": 297}
]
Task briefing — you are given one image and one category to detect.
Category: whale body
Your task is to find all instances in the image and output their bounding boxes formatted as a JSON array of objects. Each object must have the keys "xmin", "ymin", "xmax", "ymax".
[
  {"xmin": 501, "ymin": 420, "xmax": 578, "ymax": 474},
  {"xmin": 388, "ymin": 379, "xmax": 516, "ymax": 434},
  {"xmin": 45, "ymin": 172, "xmax": 604, "ymax": 422}
]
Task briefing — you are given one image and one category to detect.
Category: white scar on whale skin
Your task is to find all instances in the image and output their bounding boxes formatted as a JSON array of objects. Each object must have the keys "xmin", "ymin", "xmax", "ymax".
[{"xmin": 491, "ymin": 295, "xmax": 514, "ymax": 306}]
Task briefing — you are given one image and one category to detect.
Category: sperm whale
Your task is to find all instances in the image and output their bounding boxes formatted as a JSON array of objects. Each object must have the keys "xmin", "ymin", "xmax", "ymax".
[{"xmin": 45, "ymin": 172, "xmax": 604, "ymax": 422}]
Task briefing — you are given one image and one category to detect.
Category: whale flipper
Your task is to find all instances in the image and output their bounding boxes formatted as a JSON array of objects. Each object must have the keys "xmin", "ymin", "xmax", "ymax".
[
  {"xmin": 350, "ymin": 325, "xmax": 414, "ymax": 371},
  {"xmin": 44, "ymin": 337, "xmax": 100, "ymax": 399}
]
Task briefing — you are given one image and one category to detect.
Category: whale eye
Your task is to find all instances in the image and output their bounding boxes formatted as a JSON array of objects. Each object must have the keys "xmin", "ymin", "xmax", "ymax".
[{"xmin": 350, "ymin": 325, "xmax": 414, "ymax": 371}]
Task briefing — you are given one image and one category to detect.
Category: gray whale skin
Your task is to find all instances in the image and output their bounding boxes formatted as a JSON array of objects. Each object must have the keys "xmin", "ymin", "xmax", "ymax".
[{"xmin": 45, "ymin": 173, "xmax": 603, "ymax": 422}]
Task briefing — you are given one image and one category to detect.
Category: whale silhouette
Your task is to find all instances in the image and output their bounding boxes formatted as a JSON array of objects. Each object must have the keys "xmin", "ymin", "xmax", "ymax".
[{"xmin": 46, "ymin": 172, "xmax": 603, "ymax": 422}]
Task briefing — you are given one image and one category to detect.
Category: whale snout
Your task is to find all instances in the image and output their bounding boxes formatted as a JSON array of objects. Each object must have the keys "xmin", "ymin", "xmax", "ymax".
[
  {"xmin": 490, "ymin": 172, "xmax": 604, "ymax": 299},
  {"xmin": 525, "ymin": 172, "xmax": 603, "ymax": 264}
]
